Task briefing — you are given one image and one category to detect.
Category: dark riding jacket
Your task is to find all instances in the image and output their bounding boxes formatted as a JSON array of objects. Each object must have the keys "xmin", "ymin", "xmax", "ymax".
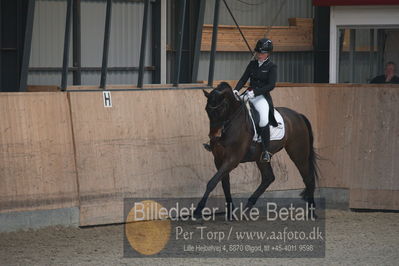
[
  {"xmin": 370, "ymin": 74, "xmax": 399, "ymax": 84},
  {"xmin": 234, "ymin": 58, "xmax": 278, "ymax": 127}
]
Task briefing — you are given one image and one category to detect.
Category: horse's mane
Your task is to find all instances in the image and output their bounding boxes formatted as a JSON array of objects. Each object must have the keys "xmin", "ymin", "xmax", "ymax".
[
  {"xmin": 213, "ymin": 82, "xmax": 235, "ymax": 100},
  {"xmin": 216, "ymin": 81, "xmax": 232, "ymax": 91},
  {"xmin": 214, "ymin": 81, "xmax": 252, "ymax": 134}
]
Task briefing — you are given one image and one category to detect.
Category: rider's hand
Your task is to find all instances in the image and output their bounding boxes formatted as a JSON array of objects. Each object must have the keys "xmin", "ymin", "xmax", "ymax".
[
  {"xmin": 241, "ymin": 90, "xmax": 255, "ymax": 101},
  {"xmin": 233, "ymin": 90, "xmax": 240, "ymax": 100},
  {"xmin": 247, "ymin": 90, "xmax": 255, "ymax": 99}
]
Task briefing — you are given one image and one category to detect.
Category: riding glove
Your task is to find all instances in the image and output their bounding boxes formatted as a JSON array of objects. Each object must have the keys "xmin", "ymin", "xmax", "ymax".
[
  {"xmin": 242, "ymin": 90, "xmax": 255, "ymax": 101},
  {"xmin": 233, "ymin": 90, "xmax": 241, "ymax": 101}
]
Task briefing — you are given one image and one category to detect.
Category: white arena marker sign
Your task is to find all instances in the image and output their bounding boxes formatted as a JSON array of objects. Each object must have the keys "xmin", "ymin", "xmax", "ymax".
[{"xmin": 103, "ymin": 91, "xmax": 112, "ymax": 107}]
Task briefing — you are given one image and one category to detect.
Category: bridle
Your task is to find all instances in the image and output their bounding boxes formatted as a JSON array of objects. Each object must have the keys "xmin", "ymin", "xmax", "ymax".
[
  {"xmin": 221, "ymin": 101, "xmax": 246, "ymax": 134},
  {"xmin": 206, "ymin": 97, "xmax": 228, "ymax": 110},
  {"xmin": 207, "ymin": 94, "xmax": 247, "ymax": 135}
]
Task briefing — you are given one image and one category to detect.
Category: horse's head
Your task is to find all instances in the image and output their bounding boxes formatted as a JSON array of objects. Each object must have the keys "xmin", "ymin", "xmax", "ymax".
[{"xmin": 202, "ymin": 82, "xmax": 237, "ymax": 138}]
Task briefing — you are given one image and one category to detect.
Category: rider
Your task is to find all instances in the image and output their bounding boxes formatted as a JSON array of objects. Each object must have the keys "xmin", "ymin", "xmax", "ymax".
[{"xmin": 234, "ymin": 38, "xmax": 278, "ymax": 162}]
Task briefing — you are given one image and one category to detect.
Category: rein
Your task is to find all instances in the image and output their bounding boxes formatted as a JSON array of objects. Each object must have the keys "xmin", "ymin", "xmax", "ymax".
[
  {"xmin": 221, "ymin": 100, "xmax": 246, "ymax": 134},
  {"xmin": 207, "ymin": 98, "xmax": 228, "ymax": 110},
  {"xmin": 208, "ymin": 96, "xmax": 247, "ymax": 137}
]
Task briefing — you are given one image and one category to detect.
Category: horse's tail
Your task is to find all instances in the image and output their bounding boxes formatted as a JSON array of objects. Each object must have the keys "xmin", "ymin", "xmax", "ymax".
[{"xmin": 299, "ymin": 114, "xmax": 320, "ymax": 201}]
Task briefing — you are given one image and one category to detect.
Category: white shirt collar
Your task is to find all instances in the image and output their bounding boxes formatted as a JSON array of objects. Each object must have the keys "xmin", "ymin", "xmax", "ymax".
[{"xmin": 257, "ymin": 57, "xmax": 269, "ymax": 67}]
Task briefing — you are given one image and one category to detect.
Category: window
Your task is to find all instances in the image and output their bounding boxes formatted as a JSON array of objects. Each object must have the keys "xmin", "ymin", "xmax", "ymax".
[
  {"xmin": 337, "ymin": 27, "xmax": 399, "ymax": 83},
  {"xmin": 329, "ymin": 6, "xmax": 399, "ymax": 83}
]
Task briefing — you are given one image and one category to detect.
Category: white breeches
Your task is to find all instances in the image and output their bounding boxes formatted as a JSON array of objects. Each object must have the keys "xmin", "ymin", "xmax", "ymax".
[{"xmin": 249, "ymin": 95, "xmax": 269, "ymax": 127}]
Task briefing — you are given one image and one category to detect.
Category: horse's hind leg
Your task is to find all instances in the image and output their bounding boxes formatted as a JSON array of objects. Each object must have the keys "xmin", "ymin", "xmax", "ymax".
[
  {"xmin": 246, "ymin": 161, "xmax": 275, "ymax": 209},
  {"xmin": 285, "ymin": 142, "xmax": 316, "ymax": 208}
]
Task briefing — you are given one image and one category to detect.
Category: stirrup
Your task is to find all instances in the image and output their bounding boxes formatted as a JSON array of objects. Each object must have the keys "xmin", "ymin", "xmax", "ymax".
[{"xmin": 261, "ymin": 151, "xmax": 272, "ymax": 162}]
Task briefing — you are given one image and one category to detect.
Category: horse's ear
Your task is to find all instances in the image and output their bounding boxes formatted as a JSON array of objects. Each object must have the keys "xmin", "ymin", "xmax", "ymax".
[{"xmin": 202, "ymin": 89, "xmax": 210, "ymax": 98}]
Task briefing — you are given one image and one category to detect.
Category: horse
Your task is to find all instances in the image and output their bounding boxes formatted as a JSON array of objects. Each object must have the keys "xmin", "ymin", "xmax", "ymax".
[{"xmin": 194, "ymin": 81, "xmax": 319, "ymax": 217}]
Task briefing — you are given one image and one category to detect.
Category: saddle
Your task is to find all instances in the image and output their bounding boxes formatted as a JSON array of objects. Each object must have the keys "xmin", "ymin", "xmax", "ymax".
[
  {"xmin": 246, "ymin": 101, "xmax": 285, "ymax": 144},
  {"xmin": 203, "ymin": 102, "xmax": 285, "ymax": 152},
  {"xmin": 248, "ymin": 101, "xmax": 278, "ymax": 135}
]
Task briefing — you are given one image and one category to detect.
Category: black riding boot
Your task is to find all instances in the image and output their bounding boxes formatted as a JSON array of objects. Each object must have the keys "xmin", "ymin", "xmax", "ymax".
[{"xmin": 259, "ymin": 125, "xmax": 271, "ymax": 162}]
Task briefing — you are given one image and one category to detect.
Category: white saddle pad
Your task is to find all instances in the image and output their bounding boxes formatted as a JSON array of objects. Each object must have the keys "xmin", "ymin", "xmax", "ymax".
[{"xmin": 246, "ymin": 102, "xmax": 285, "ymax": 142}]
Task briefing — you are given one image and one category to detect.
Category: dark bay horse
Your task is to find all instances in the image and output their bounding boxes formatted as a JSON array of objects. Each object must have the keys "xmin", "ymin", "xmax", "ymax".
[{"xmin": 195, "ymin": 82, "xmax": 319, "ymax": 216}]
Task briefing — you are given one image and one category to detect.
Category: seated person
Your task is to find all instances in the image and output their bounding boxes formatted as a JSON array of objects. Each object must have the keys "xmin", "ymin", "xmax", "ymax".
[{"xmin": 370, "ymin": 61, "xmax": 399, "ymax": 84}]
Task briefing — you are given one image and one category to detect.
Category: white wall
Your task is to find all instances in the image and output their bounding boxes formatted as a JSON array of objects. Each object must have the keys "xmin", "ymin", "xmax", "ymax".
[
  {"xmin": 29, "ymin": 0, "xmax": 153, "ymax": 86},
  {"xmin": 329, "ymin": 5, "xmax": 399, "ymax": 83}
]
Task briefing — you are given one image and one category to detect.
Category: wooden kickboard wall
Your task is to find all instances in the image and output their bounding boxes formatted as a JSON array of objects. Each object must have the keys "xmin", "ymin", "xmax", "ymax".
[
  {"xmin": 0, "ymin": 92, "xmax": 79, "ymax": 213},
  {"xmin": 1, "ymin": 83, "xmax": 398, "ymax": 226}
]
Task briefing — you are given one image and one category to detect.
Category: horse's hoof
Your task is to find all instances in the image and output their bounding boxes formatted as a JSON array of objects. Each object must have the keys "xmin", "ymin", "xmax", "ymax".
[
  {"xmin": 308, "ymin": 210, "xmax": 318, "ymax": 220},
  {"xmin": 193, "ymin": 209, "xmax": 202, "ymax": 219},
  {"xmin": 244, "ymin": 205, "xmax": 254, "ymax": 213},
  {"xmin": 244, "ymin": 200, "xmax": 255, "ymax": 211},
  {"xmin": 224, "ymin": 203, "xmax": 235, "ymax": 221}
]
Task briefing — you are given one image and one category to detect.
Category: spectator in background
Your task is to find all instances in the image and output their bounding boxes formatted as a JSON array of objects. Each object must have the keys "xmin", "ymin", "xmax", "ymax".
[{"xmin": 370, "ymin": 61, "xmax": 399, "ymax": 84}]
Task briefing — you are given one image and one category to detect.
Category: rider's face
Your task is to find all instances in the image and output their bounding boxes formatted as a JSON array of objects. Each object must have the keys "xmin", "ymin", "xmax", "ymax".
[
  {"xmin": 256, "ymin": 52, "xmax": 268, "ymax": 61},
  {"xmin": 385, "ymin": 64, "xmax": 395, "ymax": 77}
]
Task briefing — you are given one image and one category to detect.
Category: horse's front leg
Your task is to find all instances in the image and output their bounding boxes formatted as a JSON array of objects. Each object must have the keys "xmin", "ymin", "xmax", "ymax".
[
  {"xmin": 222, "ymin": 174, "xmax": 235, "ymax": 218},
  {"xmin": 194, "ymin": 161, "xmax": 237, "ymax": 217},
  {"xmin": 245, "ymin": 161, "xmax": 276, "ymax": 209},
  {"xmin": 215, "ymin": 158, "xmax": 235, "ymax": 218}
]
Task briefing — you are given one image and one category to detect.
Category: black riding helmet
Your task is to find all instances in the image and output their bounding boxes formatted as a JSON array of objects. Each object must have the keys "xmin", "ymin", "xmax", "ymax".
[{"xmin": 254, "ymin": 38, "xmax": 273, "ymax": 53}]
